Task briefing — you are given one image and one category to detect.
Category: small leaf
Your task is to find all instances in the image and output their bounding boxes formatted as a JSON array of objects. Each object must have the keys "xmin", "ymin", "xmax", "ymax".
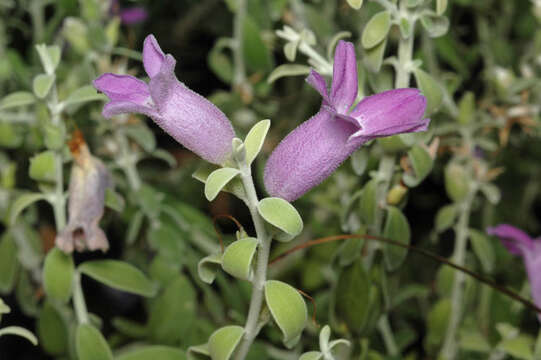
[
  {"xmin": 444, "ymin": 163, "xmax": 470, "ymax": 203},
  {"xmin": 208, "ymin": 38, "xmax": 234, "ymax": 84},
  {"xmin": 76, "ymin": 324, "xmax": 113, "ymax": 360},
  {"xmin": 327, "ymin": 31, "xmax": 353, "ymax": 60},
  {"xmin": 457, "ymin": 91, "xmax": 475, "ymax": 125},
  {"xmin": 187, "ymin": 344, "xmax": 210, "ymax": 360},
  {"xmin": 79, "ymin": 260, "xmax": 157, "ymax": 297},
  {"xmin": 346, "ymin": 0, "xmax": 363, "ymax": 10},
  {"xmin": 265, "ymin": 280, "xmax": 307, "ymax": 347},
  {"xmin": 299, "ymin": 352, "xmax": 323, "ymax": 360},
  {"xmin": 204, "ymin": 168, "xmax": 241, "ymax": 201},
  {"xmin": 383, "ymin": 206, "xmax": 411, "ymax": 271},
  {"xmin": 361, "ymin": 11, "xmax": 391, "ymax": 49},
  {"xmin": 334, "ymin": 259, "xmax": 370, "ymax": 332},
  {"xmin": 480, "ymin": 183, "xmax": 501, "ymax": 205},
  {"xmin": 364, "ymin": 39, "xmax": 387, "ymax": 73},
  {"xmin": 399, "ymin": 18, "xmax": 412, "ymax": 38},
  {"xmin": 244, "ymin": 119, "xmax": 270, "ymax": 165},
  {"xmin": 116, "ymin": 346, "xmax": 187, "ymax": 360},
  {"xmin": 284, "ymin": 41, "xmax": 298, "ymax": 61},
  {"xmin": 434, "ymin": 204, "xmax": 457, "ymax": 233},
  {"xmin": 29, "ymin": 150, "xmax": 57, "ymax": 183},
  {"xmin": 124, "ymin": 124, "xmax": 156, "ymax": 153},
  {"xmin": 420, "ymin": 12, "xmax": 450, "ymax": 38},
  {"xmin": 38, "ymin": 302, "xmax": 68, "ymax": 355},
  {"xmin": 104, "ymin": 188, "xmax": 125, "ymax": 212},
  {"xmin": 267, "ymin": 64, "xmax": 311, "ymax": 83},
  {"xmin": 0, "ymin": 326, "xmax": 38, "ymax": 345},
  {"xmin": 63, "ymin": 85, "xmax": 106, "ymax": 107},
  {"xmin": 0, "ymin": 298, "xmax": 10, "ymax": 314},
  {"xmin": 436, "ymin": 0, "xmax": 448, "ymax": 16},
  {"xmin": 414, "ymin": 69, "xmax": 443, "ymax": 115},
  {"xmin": 426, "ymin": 299, "xmax": 451, "ymax": 347},
  {"xmin": 403, "ymin": 145, "xmax": 433, "ymax": 187},
  {"xmin": 43, "ymin": 248, "xmax": 74, "ymax": 303},
  {"xmin": 208, "ymin": 326, "xmax": 244, "ymax": 360},
  {"xmin": 469, "ymin": 229, "xmax": 495, "ymax": 273},
  {"xmin": 257, "ymin": 197, "xmax": 303, "ymax": 242},
  {"xmin": 498, "ymin": 335, "xmax": 535, "ymax": 360},
  {"xmin": 35, "ymin": 44, "xmax": 61, "ymax": 74},
  {"xmin": 0, "ymin": 233, "xmax": 19, "ymax": 293},
  {"xmin": 43, "ymin": 123, "xmax": 65, "ymax": 150},
  {"xmin": 197, "ymin": 254, "xmax": 222, "ymax": 284},
  {"xmin": 151, "ymin": 149, "xmax": 177, "ymax": 167},
  {"xmin": 33, "ymin": 74, "xmax": 55, "ymax": 99},
  {"xmin": 0, "ymin": 91, "xmax": 35, "ymax": 110},
  {"xmin": 242, "ymin": 15, "xmax": 273, "ymax": 72},
  {"xmin": 7, "ymin": 192, "xmax": 47, "ymax": 226},
  {"xmin": 359, "ymin": 179, "xmax": 377, "ymax": 227},
  {"xmin": 222, "ymin": 238, "xmax": 258, "ymax": 281},
  {"xmin": 0, "ymin": 123, "xmax": 24, "ymax": 148}
]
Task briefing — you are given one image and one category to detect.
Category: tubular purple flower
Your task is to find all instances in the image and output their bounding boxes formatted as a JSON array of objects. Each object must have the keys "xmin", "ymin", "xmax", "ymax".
[
  {"xmin": 93, "ymin": 35, "xmax": 235, "ymax": 165},
  {"xmin": 487, "ymin": 224, "xmax": 541, "ymax": 321},
  {"xmin": 110, "ymin": 0, "xmax": 148, "ymax": 25},
  {"xmin": 264, "ymin": 40, "xmax": 430, "ymax": 201}
]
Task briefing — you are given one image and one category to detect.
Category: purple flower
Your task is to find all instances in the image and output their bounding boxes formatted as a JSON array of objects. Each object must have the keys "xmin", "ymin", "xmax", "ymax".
[
  {"xmin": 56, "ymin": 131, "xmax": 112, "ymax": 253},
  {"xmin": 263, "ymin": 41, "xmax": 430, "ymax": 202},
  {"xmin": 110, "ymin": 0, "xmax": 148, "ymax": 25},
  {"xmin": 94, "ymin": 35, "xmax": 235, "ymax": 165},
  {"xmin": 487, "ymin": 224, "xmax": 541, "ymax": 321}
]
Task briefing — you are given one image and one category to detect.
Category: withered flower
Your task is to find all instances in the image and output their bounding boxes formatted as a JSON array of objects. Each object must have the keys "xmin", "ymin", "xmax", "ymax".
[{"xmin": 56, "ymin": 131, "xmax": 112, "ymax": 253}]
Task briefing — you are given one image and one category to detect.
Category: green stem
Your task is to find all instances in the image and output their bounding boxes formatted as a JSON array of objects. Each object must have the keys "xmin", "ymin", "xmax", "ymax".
[
  {"xmin": 378, "ymin": 317, "xmax": 399, "ymax": 356},
  {"xmin": 115, "ymin": 130, "xmax": 141, "ymax": 191},
  {"xmin": 233, "ymin": 161, "xmax": 272, "ymax": 360},
  {"xmin": 233, "ymin": 0, "xmax": 246, "ymax": 88},
  {"xmin": 73, "ymin": 272, "xmax": 89, "ymax": 324},
  {"xmin": 440, "ymin": 189, "xmax": 476, "ymax": 359},
  {"xmin": 395, "ymin": 29, "xmax": 414, "ymax": 89}
]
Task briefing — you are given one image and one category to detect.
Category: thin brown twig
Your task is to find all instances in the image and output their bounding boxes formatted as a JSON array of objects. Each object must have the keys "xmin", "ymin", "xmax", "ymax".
[
  {"xmin": 212, "ymin": 214, "xmax": 245, "ymax": 253},
  {"xmin": 270, "ymin": 234, "xmax": 541, "ymax": 316},
  {"xmin": 297, "ymin": 288, "xmax": 318, "ymax": 327}
]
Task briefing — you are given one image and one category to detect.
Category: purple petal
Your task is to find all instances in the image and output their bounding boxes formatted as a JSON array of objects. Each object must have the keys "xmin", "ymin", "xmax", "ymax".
[
  {"xmin": 147, "ymin": 54, "xmax": 235, "ymax": 164},
  {"xmin": 523, "ymin": 241, "xmax": 541, "ymax": 321},
  {"xmin": 119, "ymin": 7, "xmax": 148, "ymax": 25},
  {"xmin": 486, "ymin": 224, "xmax": 534, "ymax": 255},
  {"xmin": 143, "ymin": 34, "xmax": 166, "ymax": 78},
  {"xmin": 102, "ymin": 100, "xmax": 158, "ymax": 119},
  {"xmin": 330, "ymin": 41, "xmax": 358, "ymax": 114},
  {"xmin": 349, "ymin": 88, "xmax": 428, "ymax": 139},
  {"xmin": 264, "ymin": 110, "xmax": 366, "ymax": 202},
  {"xmin": 93, "ymin": 73, "xmax": 149, "ymax": 103},
  {"xmin": 306, "ymin": 70, "xmax": 330, "ymax": 104}
]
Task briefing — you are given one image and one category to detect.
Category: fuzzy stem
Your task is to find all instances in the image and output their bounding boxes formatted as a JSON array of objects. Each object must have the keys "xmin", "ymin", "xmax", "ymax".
[
  {"xmin": 115, "ymin": 130, "xmax": 141, "ymax": 191},
  {"xmin": 440, "ymin": 189, "xmax": 476, "ymax": 359},
  {"xmin": 73, "ymin": 272, "xmax": 89, "ymax": 324},
  {"xmin": 233, "ymin": 0, "xmax": 247, "ymax": 88},
  {"xmin": 395, "ymin": 29, "xmax": 414, "ymax": 88},
  {"xmin": 233, "ymin": 161, "xmax": 272, "ymax": 360},
  {"xmin": 378, "ymin": 317, "xmax": 399, "ymax": 356}
]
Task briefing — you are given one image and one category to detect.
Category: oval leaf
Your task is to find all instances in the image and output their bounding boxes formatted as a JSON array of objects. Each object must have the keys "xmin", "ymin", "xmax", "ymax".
[
  {"xmin": 43, "ymin": 248, "xmax": 74, "ymax": 303},
  {"xmin": 78, "ymin": 260, "xmax": 157, "ymax": 297},
  {"xmin": 0, "ymin": 326, "xmax": 38, "ymax": 345},
  {"xmin": 346, "ymin": 0, "xmax": 363, "ymax": 10},
  {"xmin": 76, "ymin": 324, "xmax": 113, "ymax": 360},
  {"xmin": 257, "ymin": 197, "xmax": 303, "ymax": 242},
  {"xmin": 38, "ymin": 302, "xmax": 68, "ymax": 355},
  {"xmin": 197, "ymin": 253, "xmax": 222, "ymax": 284},
  {"xmin": 0, "ymin": 91, "xmax": 35, "ymax": 110},
  {"xmin": 299, "ymin": 352, "xmax": 323, "ymax": 360},
  {"xmin": 362, "ymin": 11, "xmax": 391, "ymax": 49},
  {"xmin": 267, "ymin": 64, "xmax": 311, "ymax": 83},
  {"xmin": 359, "ymin": 179, "xmax": 377, "ymax": 227},
  {"xmin": 208, "ymin": 325, "xmax": 244, "ymax": 360},
  {"xmin": 64, "ymin": 85, "xmax": 106, "ymax": 107},
  {"xmin": 205, "ymin": 168, "xmax": 240, "ymax": 201},
  {"xmin": 29, "ymin": 150, "xmax": 57, "ymax": 183},
  {"xmin": 33, "ymin": 74, "xmax": 55, "ymax": 99},
  {"xmin": 383, "ymin": 206, "xmax": 411, "ymax": 271},
  {"xmin": 403, "ymin": 145, "xmax": 433, "ymax": 187},
  {"xmin": 222, "ymin": 238, "xmax": 258, "ymax": 281},
  {"xmin": 0, "ymin": 233, "xmax": 19, "ymax": 293},
  {"xmin": 435, "ymin": 204, "xmax": 457, "ymax": 233},
  {"xmin": 414, "ymin": 69, "xmax": 443, "ymax": 115},
  {"xmin": 469, "ymin": 229, "xmax": 495, "ymax": 273},
  {"xmin": 420, "ymin": 12, "xmax": 450, "ymax": 38},
  {"xmin": 265, "ymin": 280, "xmax": 307, "ymax": 347},
  {"xmin": 116, "ymin": 346, "xmax": 187, "ymax": 360},
  {"xmin": 244, "ymin": 119, "xmax": 270, "ymax": 165}
]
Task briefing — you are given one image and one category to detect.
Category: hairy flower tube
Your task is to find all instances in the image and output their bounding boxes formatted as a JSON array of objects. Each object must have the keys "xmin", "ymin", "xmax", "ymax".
[
  {"xmin": 110, "ymin": 0, "xmax": 148, "ymax": 25},
  {"xmin": 56, "ymin": 131, "xmax": 112, "ymax": 253},
  {"xmin": 487, "ymin": 224, "xmax": 541, "ymax": 321},
  {"xmin": 94, "ymin": 35, "xmax": 235, "ymax": 165},
  {"xmin": 264, "ymin": 40, "xmax": 430, "ymax": 202}
]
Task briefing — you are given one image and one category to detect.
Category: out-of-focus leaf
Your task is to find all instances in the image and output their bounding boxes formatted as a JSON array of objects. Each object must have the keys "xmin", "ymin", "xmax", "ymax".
[
  {"xmin": 267, "ymin": 64, "xmax": 311, "ymax": 83},
  {"xmin": 334, "ymin": 259, "xmax": 370, "ymax": 333},
  {"xmin": 0, "ymin": 326, "xmax": 38, "ymax": 345},
  {"xmin": 362, "ymin": 11, "xmax": 391, "ymax": 49},
  {"xmin": 383, "ymin": 206, "xmax": 411, "ymax": 271},
  {"xmin": 0, "ymin": 233, "xmax": 19, "ymax": 293},
  {"xmin": 0, "ymin": 91, "xmax": 35, "ymax": 110},
  {"xmin": 76, "ymin": 324, "xmax": 113, "ymax": 360},
  {"xmin": 242, "ymin": 15, "xmax": 273, "ymax": 72},
  {"xmin": 43, "ymin": 248, "xmax": 74, "ymax": 303},
  {"xmin": 116, "ymin": 346, "xmax": 187, "ymax": 360},
  {"xmin": 38, "ymin": 302, "xmax": 68, "ymax": 355}
]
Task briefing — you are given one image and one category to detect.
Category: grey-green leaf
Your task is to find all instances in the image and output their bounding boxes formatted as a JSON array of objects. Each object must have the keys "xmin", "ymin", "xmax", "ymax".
[
  {"xmin": 0, "ymin": 91, "xmax": 36, "ymax": 110},
  {"xmin": 469, "ymin": 229, "xmax": 495, "ymax": 273},
  {"xmin": 334, "ymin": 259, "xmax": 370, "ymax": 332},
  {"xmin": 29, "ymin": 150, "xmax": 57, "ymax": 183},
  {"xmin": 43, "ymin": 248, "xmax": 74, "ymax": 303},
  {"xmin": 208, "ymin": 326, "xmax": 244, "ymax": 360},
  {"xmin": 79, "ymin": 260, "xmax": 157, "ymax": 297},
  {"xmin": 116, "ymin": 346, "xmax": 187, "ymax": 360},
  {"xmin": 435, "ymin": 204, "xmax": 457, "ymax": 233},
  {"xmin": 8, "ymin": 192, "xmax": 48, "ymax": 226},
  {"xmin": 267, "ymin": 64, "xmax": 311, "ymax": 83},
  {"xmin": 265, "ymin": 280, "xmax": 307, "ymax": 347},
  {"xmin": 403, "ymin": 145, "xmax": 433, "ymax": 187},
  {"xmin": 204, "ymin": 168, "xmax": 241, "ymax": 201},
  {"xmin": 299, "ymin": 352, "xmax": 323, "ymax": 360},
  {"xmin": 0, "ymin": 326, "xmax": 38, "ymax": 345},
  {"xmin": 362, "ymin": 11, "xmax": 391, "ymax": 49},
  {"xmin": 244, "ymin": 119, "xmax": 270, "ymax": 165},
  {"xmin": 197, "ymin": 253, "xmax": 222, "ymax": 284},
  {"xmin": 414, "ymin": 69, "xmax": 443, "ymax": 115},
  {"xmin": 420, "ymin": 12, "xmax": 450, "ymax": 38},
  {"xmin": 222, "ymin": 238, "xmax": 258, "ymax": 281},
  {"xmin": 383, "ymin": 206, "xmax": 411, "ymax": 271},
  {"xmin": 0, "ymin": 234, "xmax": 19, "ymax": 293},
  {"xmin": 346, "ymin": 0, "xmax": 363, "ymax": 10},
  {"xmin": 33, "ymin": 74, "xmax": 55, "ymax": 99},
  {"xmin": 257, "ymin": 197, "xmax": 303, "ymax": 242},
  {"xmin": 63, "ymin": 85, "xmax": 106, "ymax": 107},
  {"xmin": 76, "ymin": 324, "xmax": 113, "ymax": 360}
]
